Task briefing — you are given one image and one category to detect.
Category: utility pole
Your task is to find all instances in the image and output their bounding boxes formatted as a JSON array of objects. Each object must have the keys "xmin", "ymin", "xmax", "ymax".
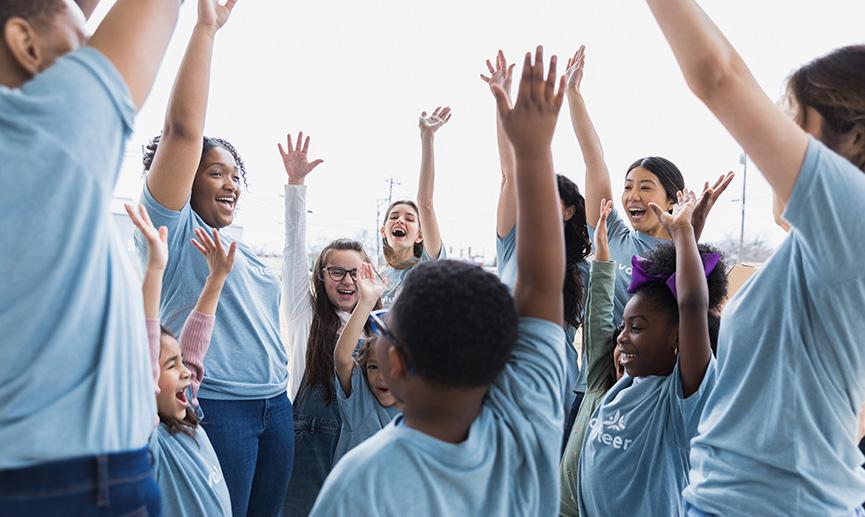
[
  {"xmin": 385, "ymin": 177, "xmax": 401, "ymax": 207},
  {"xmin": 738, "ymin": 152, "xmax": 748, "ymax": 263}
]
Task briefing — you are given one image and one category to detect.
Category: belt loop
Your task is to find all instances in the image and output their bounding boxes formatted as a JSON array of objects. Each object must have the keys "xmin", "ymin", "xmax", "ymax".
[{"xmin": 95, "ymin": 455, "xmax": 109, "ymax": 507}]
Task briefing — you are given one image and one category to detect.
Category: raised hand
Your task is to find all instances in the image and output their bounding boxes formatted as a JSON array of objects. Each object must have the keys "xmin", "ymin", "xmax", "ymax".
[
  {"xmin": 650, "ymin": 189, "xmax": 698, "ymax": 232},
  {"xmin": 480, "ymin": 50, "xmax": 517, "ymax": 102},
  {"xmin": 419, "ymin": 107, "xmax": 452, "ymax": 136},
  {"xmin": 192, "ymin": 227, "xmax": 237, "ymax": 279},
  {"xmin": 691, "ymin": 171, "xmax": 735, "ymax": 240},
  {"xmin": 491, "ymin": 46, "xmax": 566, "ymax": 153},
  {"xmin": 198, "ymin": 0, "xmax": 238, "ymax": 31},
  {"xmin": 125, "ymin": 203, "xmax": 168, "ymax": 271},
  {"xmin": 278, "ymin": 131, "xmax": 324, "ymax": 186},
  {"xmin": 594, "ymin": 198, "xmax": 614, "ymax": 262},
  {"xmin": 356, "ymin": 263, "xmax": 385, "ymax": 308},
  {"xmin": 565, "ymin": 45, "xmax": 586, "ymax": 97}
]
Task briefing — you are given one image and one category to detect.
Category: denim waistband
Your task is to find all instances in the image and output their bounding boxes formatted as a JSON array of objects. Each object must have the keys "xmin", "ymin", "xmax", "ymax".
[{"xmin": 0, "ymin": 447, "xmax": 153, "ymax": 500}]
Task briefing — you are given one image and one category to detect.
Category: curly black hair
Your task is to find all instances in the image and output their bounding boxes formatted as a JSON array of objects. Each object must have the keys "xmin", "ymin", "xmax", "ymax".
[
  {"xmin": 389, "ymin": 260, "xmax": 518, "ymax": 388},
  {"xmin": 142, "ymin": 134, "xmax": 249, "ymax": 188},
  {"xmin": 557, "ymin": 174, "xmax": 591, "ymax": 328},
  {"xmin": 1, "ymin": 0, "xmax": 65, "ymax": 30}
]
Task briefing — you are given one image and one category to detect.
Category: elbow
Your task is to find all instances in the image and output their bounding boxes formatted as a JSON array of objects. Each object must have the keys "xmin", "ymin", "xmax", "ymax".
[
  {"xmin": 684, "ymin": 51, "xmax": 745, "ymax": 105},
  {"xmin": 161, "ymin": 120, "xmax": 201, "ymax": 144},
  {"xmin": 677, "ymin": 292, "xmax": 709, "ymax": 315}
]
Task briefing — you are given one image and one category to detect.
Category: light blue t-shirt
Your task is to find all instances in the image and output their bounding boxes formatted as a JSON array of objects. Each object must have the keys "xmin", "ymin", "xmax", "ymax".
[
  {"xmin": 138, "ymin": 186, "xmax": 288, "ymax": 400},
  {"xmin": 332, "ymin": 367, "xmax": 400, "ymax": 465},
  {"xmin": 0, "ymin": 48, "xmax": 155, "ymax": 468},
  {"xmin": 150, "ymin": 424, "xmax": 231, "ymax": 517},
  {"xmin": 580, "ymin": 360, "xmax": 716, "ymax": 517},
  {"xmin": 497, "ymin": 227, "xmax": 587, "ymax": 406},
  {"xmin": 587, "ymin": 209, "xmax": 662, "ymax": 323},
  {"xmin": 683, "ymin": 139, "xmax": 865, "ymax": 516},
  {"xmin": 309, "ymin": 318, "xmax": 566, "ymax": 516},
  {"xmin": 381, "ymin": 245, "xmax": 446, "ymax": 308}
]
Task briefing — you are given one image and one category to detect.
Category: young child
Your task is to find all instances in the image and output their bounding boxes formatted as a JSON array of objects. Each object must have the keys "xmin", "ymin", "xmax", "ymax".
[
  {"xmin": 332, "ymin": 263, "xmax": 401, "ymax": 465},
  {"xmin": 559, "ymin": 198, "xmax": 620, "ymax": 517},
  {"xmin": 643, "ymin": 1, "xmax": 865, "ymax": 515},
  {"xmin": 0, "ymin": 1, "xmax": 182, "ymax": 512},
  {"xmin": 379, "ymin": 108, "xmax": 449, "ymax": 307},
  {"xmin": 127, "ymin": 203, "xmax": 236, "ymax": 517},
  {"xmin": 578, "ymin": 190, "xmax": 728, "ymax": 516},
  {"xmin": 310, "ymin": 46, "xmax": 568, "ymax": 516}
]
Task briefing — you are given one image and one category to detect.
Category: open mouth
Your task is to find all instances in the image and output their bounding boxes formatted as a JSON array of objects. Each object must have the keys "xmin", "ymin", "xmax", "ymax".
[
  {"xmin": 619, "ymin": 352, "xmax": 637, "ymax": 364},
  {"xmin": 336, "ymin": 288, "xmax": 356, "ymax": 297},
  {"xmin": 627, "ymin": 207, "xmax": 647, "ymax": 221},
  {"xmin": 175, "ymin": 386, "xmax": 189, "ymax": 407},
  {"xmin": 216, "ymin": 196, "xmax": 235, "ymax": 211},
  {"xmin": 391, "ymin": 227, "xmax": 407, "ymax": 238}
]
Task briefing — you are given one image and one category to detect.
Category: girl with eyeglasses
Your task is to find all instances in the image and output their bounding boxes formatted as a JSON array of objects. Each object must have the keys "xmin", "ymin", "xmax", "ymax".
[
  {"xmin": 279, "ymin": 133, "xmax": 383, "ymax": 516},
  {"xmin": 332, "ymin": 263, "xmax": 401, "ymax": 465}
]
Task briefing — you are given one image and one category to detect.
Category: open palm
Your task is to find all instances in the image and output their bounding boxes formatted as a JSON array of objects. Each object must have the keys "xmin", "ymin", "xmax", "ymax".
[{"xmin": 419, "ymin": 106, "xmax": 452, "ymax": 134}]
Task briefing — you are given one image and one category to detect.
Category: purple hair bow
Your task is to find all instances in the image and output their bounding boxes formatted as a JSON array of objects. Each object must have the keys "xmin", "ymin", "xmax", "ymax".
[{"xmin": 627, "ymin": 252, "xmax": 721, "ymax": 299}]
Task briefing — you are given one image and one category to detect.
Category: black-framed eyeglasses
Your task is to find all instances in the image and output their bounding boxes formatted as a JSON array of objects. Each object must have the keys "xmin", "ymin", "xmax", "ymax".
[
  {"xmin": 368, "ymin": 309, "xmax": 416, "ymax": 375},
  {"xmin": 319, "ymin": 266, "xmax": 359, "ymax": 282}
]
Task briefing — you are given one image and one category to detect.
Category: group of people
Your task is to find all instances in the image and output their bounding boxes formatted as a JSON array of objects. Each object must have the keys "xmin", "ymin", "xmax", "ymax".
[{"xmin": 1, "ymin": 0, "xmax": 864, "ymax": 516}]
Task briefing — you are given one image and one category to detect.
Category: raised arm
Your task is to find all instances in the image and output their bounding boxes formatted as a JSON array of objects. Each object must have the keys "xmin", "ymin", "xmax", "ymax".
[
  {"xmin": 690, "ymin": 170, "xmax": 735, "ymax": 241},
  {"xmin": 144, "ymin": 0, "xmax": 238, "ymax": 211},
  {"xmin": 649, "ymin": 190, "xmax": 711, "ymax": 396},
  {"xmin": 334, "ymin": 264, "xmax": 383, "ymax": 395},
  {"xmin": 585, "ymin": 199, "xmax": 618, "ymax": 391},
  {"xmin": 493, "ymin": 47, "xmax": 566, "ymax": 324},
  {"xmin": 643, "ymin": 0, "xmax": 809, "ymax": 202},
  {"xmin": 565, "ymin": 46, "xmax": 613, "ymax": 225},
  {"xmin": 280, "ymin": 132, "xmax": 324, "ymax": 322},
  {"xmin": 182, "ymin": 227, "xmax": 236, "ymax": 397},
  {"xmin": 125, "ymin": 203, "xmax": 169, "ymax": 389},
  {"xmin": 86, "ymin": 0, "xmax": 186, "ymax": 109},
  {"xmin": 416, "ymin": 107, "xmax": 450, "ymax": 259},
  {"xmin": 481, "ymin": 51, "xmax": 518, "ymax": 237}
]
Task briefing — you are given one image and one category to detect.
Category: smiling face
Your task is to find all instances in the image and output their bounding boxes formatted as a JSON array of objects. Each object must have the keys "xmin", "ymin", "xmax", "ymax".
[
  {"xmin": 156, "ymin": 335, "xmax": 192, "ymax": 421},
  {"xmin": 321, "ymin": 249, "xmax": 366, "ymax": 313},
  {"xmin": 190, "ymin": 146, "xmax": 241, "ymax": 229},
  {"xmin": 622, "ymin": 167, "xmax": 674, "ymax": 235},
  {"xmin": 617, "ymin": 292, "xmax": 678, "ymax": 378},
  {"xmin": 364, "ymin": 356, "xmax": 397, "ymax": 407},
  {"xmin": 381, "ymin": 203, "xmax": 422, "ymax": 258}
]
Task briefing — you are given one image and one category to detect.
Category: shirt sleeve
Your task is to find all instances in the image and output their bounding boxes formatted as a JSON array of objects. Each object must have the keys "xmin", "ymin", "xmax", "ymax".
[
  {"xmin": 491, "ymin": 318, "xmax": 566, "ymax": 426},
  {"xmin": 783, "ymin": 137, "xmax": 865, "ymax": 283},
  {"xmin": 670, "ymin": 357, "xmax": 717, "ymax": 448},
  {"xmin": 585, "ymin": 261, "xmax": 617, "ymax": 393},
  {"xmin": 137, "ymin": 183, "xmax": 195, "ymax": 254},
  {"xmin": 178, "ymin": 312, "xmax": 215, "ymax": 404},
  {"xmin": 16, "ymin": 47, "xmax": 134, "ymax": 182},
  {"xmin": 496, "ymin": 226, "xmax": 517, "ymax": 276},
  {"xmin": 335, "ymin": 367, "xmax": 368, "ymax": 432},
  {"xmin": 282, "ymin": 185, "xmax": 314, "ymax": 324}
]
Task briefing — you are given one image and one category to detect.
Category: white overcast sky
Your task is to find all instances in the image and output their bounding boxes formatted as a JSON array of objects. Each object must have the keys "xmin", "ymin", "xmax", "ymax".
[{"xmin": 92, "ymin": 0, "xmax": 865, "ymax": 259}]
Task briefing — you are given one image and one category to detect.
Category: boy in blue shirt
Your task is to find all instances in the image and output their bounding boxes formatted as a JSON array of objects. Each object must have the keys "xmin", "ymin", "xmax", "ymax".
[{"xmin": 311, "ymin": 46, "xmax": 569, "ymax": 517}]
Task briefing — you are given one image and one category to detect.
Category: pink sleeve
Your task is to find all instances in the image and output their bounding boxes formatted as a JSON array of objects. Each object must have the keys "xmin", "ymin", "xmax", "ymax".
[
  {"xmin": 146, "ymin": 319, "xmax": 161, "ymax": 395},
  {"xmin": 179, "ymin": 311, "xmax": 216, "ymax": 404}
]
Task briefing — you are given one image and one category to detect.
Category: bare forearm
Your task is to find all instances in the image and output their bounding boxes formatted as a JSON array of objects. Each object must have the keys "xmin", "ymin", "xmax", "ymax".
[
  {"xmin": 672, "ymin": 225, "xmax": 708, "ymax": 310},
  {"xmin": 515, "ymin": 151, "xmax": 566, "ymax": 299},
  {"xmin": 568, "ymin": 93, "xmax": 612, "ymax": 222},
  {"xmin": 87, "ymin": 0, "xmax": 182, "ymax": 109},
  {"xmin": 417, "ymin": 134, "xmax": 436, "ymax": 207},
  {"xmin": 142, "ymin": 268, "xmax": 164, "ymax": 320},
  {"xmin": 193, "ymin": 274, "xmax": 228, "ymax": 316},
  {"xmin": 163, "ymin": 25, "xmax": 216, "ymax": 140},
  {"xmin": 334, "ymin": 302, "xmax": 373, "ymax": 391},
  {"xmin": 644, "ymin": 0, "xmax": 740, "ymax": 100}
]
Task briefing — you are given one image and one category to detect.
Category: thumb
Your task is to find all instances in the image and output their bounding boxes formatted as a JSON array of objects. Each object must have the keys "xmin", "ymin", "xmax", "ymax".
[
  {"xmin": 490, "ymin": 84, "xmax": 511, "ymax": 119},
  {"xmin": 647, "ymin": 202, "xmax": 665, "ymax": 219},
  {"xmin": 158, "ymin": 226, "xmax": 168, "ymax": 243},
  {"xmin": 310, "ymin": 159, "xmax": 324, "ymax": 170}
]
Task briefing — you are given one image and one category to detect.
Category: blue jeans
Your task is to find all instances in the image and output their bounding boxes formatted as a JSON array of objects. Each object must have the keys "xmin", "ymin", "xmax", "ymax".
[
  {"xmin": 282, "ymin": 383, "xmax": 341, "ymax": 517},
  {"xmin": 199, "ymin": 394, "xmax": 294, "ymax": 517},
  {"xmin": 0, "ymin": 447, "xmax": 160, "ymax": 517}
]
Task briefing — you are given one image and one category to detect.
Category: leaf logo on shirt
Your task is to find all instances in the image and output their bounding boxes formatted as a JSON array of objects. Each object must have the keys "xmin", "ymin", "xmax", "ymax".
[{"xmin": 602, "ymin": 410, "xmax": 627, "ymax": 431}]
